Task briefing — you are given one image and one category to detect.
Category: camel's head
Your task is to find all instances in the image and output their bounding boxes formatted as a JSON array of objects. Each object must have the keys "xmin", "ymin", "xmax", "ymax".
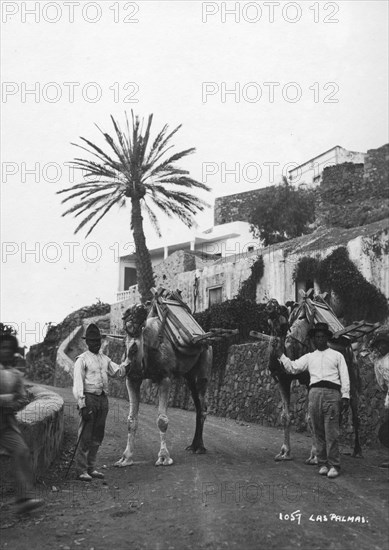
[
  {"xmin": 122, "ymin": 304, "xmax": 149, "ymax": 336},
  {"xmin": 266, "ymin": 299, "xmax": 280, "ymax": 317}
]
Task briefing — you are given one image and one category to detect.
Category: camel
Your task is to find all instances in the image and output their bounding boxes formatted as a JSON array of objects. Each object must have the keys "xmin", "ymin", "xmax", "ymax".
[
  {"xmin": 266, "ymin": 294, "xmax": 362, "ymax": 463},
  {"xmin": 114, "ymin": 294, "xmax": 213, "ymax": 467}
]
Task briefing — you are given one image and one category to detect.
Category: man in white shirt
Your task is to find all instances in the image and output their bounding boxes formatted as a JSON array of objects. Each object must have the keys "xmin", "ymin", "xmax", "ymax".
[
  {"xmin": 274, "ymin": 322, "xmax": 350, "ymax": 479},
  {"xmin": 73, "ymin": 324, "xmax": 128, "ymax": 481}
]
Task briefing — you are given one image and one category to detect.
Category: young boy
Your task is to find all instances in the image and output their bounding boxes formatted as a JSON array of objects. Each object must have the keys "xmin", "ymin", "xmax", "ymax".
[
  {"xmin": 0, "ymin": 333, "xmax": 44, "ymax": 513},
  {"xmin": 72, "ymin": 323, "xmax": 129, "ymax": 481}
]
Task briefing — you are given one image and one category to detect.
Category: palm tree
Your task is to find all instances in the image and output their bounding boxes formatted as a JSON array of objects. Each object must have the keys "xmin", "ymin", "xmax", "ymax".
[{"xmin": 57, "ymin": 112, "xmax": 211, "ymax": 301}]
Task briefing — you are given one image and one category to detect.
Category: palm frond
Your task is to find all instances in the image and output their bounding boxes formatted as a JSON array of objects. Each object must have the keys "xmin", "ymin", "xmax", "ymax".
[
  {"xmin": 157, "ymin": 176, "xmax": 211, "ymax": 192},
  {"xmin": 62, "ymin": 192, "xmax": 117, "ymax": 217},
  {"xmin": 147, "ymin": 186, "xmax": 210, "ymax": 215},
  {"xmin": 148, "ymin": 148, "xmax": 196, "ymax": 178},
  {"xmin": 145, "ymin": 123, "xmax": 168, "ymax": 164},
  {"xmin": 139, "ymin": 114, "xmax": 153, "ymax": 165},
  {"xmin": 57, "ymin": 180, "xmax": 108, "ymax": 195},
  {"xmin": 147, "ymin": 124, "xmax": 182, "ymax": 165},
  {"xmin": 60, "ymin": 183, "xmax": 120, "ymax": 204},
  {"xmin": 148, "ymin": 195, "xmax": 197, "ymax": 228},
  {"xmin": 75, "ymin": 138, "xmax": 119, "ymax": 168},
  {"xmin": 84, "ymin": 195, "xmax": 123, "ymax": 237},
  {"xmin": 142, "ymin": 201, "xmax": 161, "ymax": 237},
  {"xmin": 72, "ymin": 208, "xmax": 101, "ymax": 234}
]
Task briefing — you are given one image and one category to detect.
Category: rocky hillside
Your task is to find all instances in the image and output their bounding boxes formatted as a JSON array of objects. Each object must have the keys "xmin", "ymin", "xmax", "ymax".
[{"xmin": 26, "ymin": 301, "xmax": 111, "ymax": 384}]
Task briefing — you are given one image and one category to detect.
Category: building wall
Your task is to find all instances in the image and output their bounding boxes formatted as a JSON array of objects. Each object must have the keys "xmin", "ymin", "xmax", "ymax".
[
  {"xmin": 178, "ymin": 256, "xmax": 252, "ymax": 312},
  {"xmin": 119, "ymin": 251, "xmax": 165, "ymax": 291},
  {"xmin": 349, "ymin": 231, "xmax": 389, "ymax": 298},
  {"xmin": 111, "ymin": 225, "xmax": 389, "ymax": 328},
  {"xmin": 118, "ymin": 225, "xmax": 258, "ymax": 294},
  {"xmin": 288, "ymin": 146, "xmax": 366, "ymax": 187},
  {"xmin": 259, "ymin": 230, "xmax": 389, "ymax": 305}
]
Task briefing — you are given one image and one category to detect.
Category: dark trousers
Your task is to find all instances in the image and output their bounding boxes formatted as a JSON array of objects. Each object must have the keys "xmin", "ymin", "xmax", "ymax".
[
  {"xmin": 75, "ymin": 393, "xmax": 109, "ymax": 474},
  {"xmin": 0, "ymin": 426, "xmax": 35, "ymax": 501},
  {"xmin": 308, "ymin": 387, "xmax": 342, "ymax": 469}
]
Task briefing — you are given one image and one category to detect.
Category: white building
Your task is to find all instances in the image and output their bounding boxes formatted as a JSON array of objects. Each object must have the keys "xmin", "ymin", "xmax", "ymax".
[
  {"xmin": 116, "ymin": 221, "xmax": 259, "ymax": 302},
  {"xmin": 288, "ymin": 145, "xmax": 366, "ymax": 188}
]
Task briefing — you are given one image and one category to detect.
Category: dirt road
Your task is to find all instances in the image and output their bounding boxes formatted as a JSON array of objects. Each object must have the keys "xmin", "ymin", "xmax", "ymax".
[{"xmin": 0, "ymin": 386, "xmax": 388, "ymax": 550}]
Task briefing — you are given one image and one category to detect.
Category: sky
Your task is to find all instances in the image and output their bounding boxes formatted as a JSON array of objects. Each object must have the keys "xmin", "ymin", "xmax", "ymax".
[{"xmin": 1, "ymin": 0, "xmax": 388, "ymax": 347}]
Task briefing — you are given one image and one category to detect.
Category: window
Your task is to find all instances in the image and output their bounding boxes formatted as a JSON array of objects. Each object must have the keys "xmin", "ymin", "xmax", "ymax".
[
  {"xmin": 208, "ymin": 286, "xmax": 223, "ymax": 307},
  {"xmin": 295, "ymin": 279, "xmax": 315, "ymax": 301},
  {"xmin": 124, "ymin": 267, "xmax": 137, "ymax": 290},
  {"xmin": 305, "ymin": 279, "xmax": 314, "ymax": 292}
]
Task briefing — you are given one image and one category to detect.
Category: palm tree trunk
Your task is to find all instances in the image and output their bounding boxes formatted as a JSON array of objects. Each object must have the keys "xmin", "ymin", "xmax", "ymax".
[{"xmin": 131, "ymin": 198, "xmax": 155, "ymax": 302}]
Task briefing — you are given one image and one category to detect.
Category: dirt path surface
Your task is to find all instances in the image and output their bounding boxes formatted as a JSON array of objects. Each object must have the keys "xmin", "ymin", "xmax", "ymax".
[{"xmin": 1, "ymin": 386, "xmax": 388, "ymax": 550}]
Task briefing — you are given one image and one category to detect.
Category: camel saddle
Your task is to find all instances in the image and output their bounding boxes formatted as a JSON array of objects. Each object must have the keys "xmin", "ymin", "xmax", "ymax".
[{"xmin": 151, "ymin": 288, "xmax": 210, "ymax": 354}]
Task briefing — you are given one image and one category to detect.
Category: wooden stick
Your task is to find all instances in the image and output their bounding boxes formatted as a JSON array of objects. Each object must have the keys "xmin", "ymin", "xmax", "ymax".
[{"xmin": 249, "ymin": 331, "xmax": 274, "ymax": 342}]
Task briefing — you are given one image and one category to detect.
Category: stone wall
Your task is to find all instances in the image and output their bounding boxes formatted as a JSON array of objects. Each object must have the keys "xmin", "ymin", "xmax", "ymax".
[
  {"xmin": 317, "ymin": 159, "xmax": 389, "ymax": 228},
  {"xmin": 214, "ymin": 189, "xmax": 267, "ymax": 226},
  {"xmin": 154, "ymin": 250, "xmax": 196, "ymax": 287},
  {"xmin": 0, "ymin": 385, "xmax": 64, "ymax": 488},
  {"xmin": 20, "ymin": 385, "xmax": 64, "ymax": 474},
  {"xmin": 364, "ymin": 143, "xmax": 389, "ymax": 196}
]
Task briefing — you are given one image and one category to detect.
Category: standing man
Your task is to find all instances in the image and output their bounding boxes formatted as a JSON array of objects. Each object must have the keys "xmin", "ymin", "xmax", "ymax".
[
  {"xmin": 371, "ymin": 330, "xmax": 389, "ymax": 467},
  {"xmin": 73, "ymin": 324, "xmax": 128, "ymax": 481},
  {"xmin": 274, "ymin": 322, "xmax": 350, "ymax": 479},
  {"xmin": 0, "ymin": 333, "xmax": 44, "ymax": 513}
]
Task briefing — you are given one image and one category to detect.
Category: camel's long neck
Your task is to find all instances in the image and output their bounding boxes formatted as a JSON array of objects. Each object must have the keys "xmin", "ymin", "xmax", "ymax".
[{"xmin": 285, "ymin": 318, "xmax": 312, "ymax": 360}]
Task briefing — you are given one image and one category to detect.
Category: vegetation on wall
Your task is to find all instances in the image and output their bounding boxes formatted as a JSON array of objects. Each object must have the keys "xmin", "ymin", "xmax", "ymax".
[
  {"xmin": 249, "ymin": 179, "xmax": 315, "ymax": 246},
  {"xmin": 293, "ymin": 248, "xmax": 389, "ymax": 323},
  {"xmin": 194, "ymin": 299, "xmax": 269, "ymax": 372},
  {"xmin": 317, "ymin": 247, "xmax": 388, "ymax": 323},
  {"xmin": 236, "ymin": 256, "xmax": 264, "ymax": 302},
  {"xmin": 292, "ymin": 256, "xmax": 320, "ymax": 283}
]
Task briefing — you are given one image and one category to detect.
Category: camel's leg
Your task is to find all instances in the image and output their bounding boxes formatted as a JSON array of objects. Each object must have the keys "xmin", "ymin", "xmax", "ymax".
[
  {"xmin": 275, "ymin": 381, "xmax": 293, "ymax": 461},
  {"xmin": 115, "ymin": 378, "xmax": 141, "ymax": 467},
  {"xmin": 350, "ymin": 395, "xmax": 363, "ymax": 458},
  {"xmin": 185, "ymin": 374, "xmax": 208, "ymax": 454},
  {"xmin": 305, "ymin": 410, "xmax": 318, "ymax": 465},
  {"xmin": 155, "ymin": 377, "xmax": 173, "ymax": 466}
]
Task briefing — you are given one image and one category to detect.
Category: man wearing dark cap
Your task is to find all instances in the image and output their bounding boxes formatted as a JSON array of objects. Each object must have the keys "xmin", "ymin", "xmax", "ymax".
[
  {"xmin": 371, "ymin": 330, "xmax": 389, "ymax": 467},
  {"xmin": 73, "ymin": 323, "xmax": 128, "ymax": 481},
  {"xmin": 274, "ymin": 322, "xmax": 350, "ymax": 479}
]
